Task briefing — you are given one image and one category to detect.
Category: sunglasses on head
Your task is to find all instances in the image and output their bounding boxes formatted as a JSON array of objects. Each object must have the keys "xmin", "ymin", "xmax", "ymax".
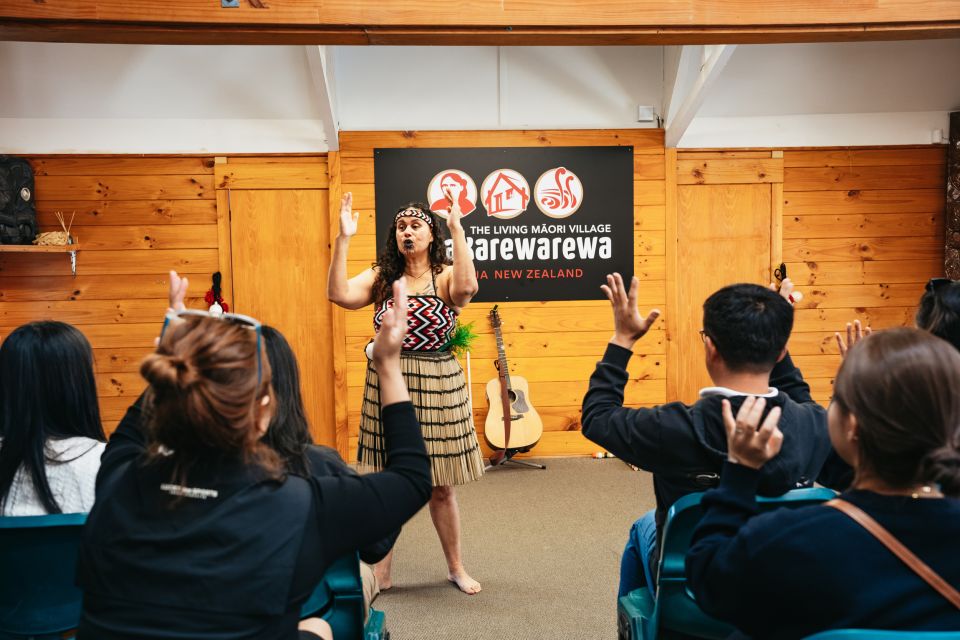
[
  {"xmin": 160, "ymin": 309, "xmax": 264, "ymax": 385},
  {"xmin": 926, "ymin": 278, "xmax": 955, "ymax": 293}
]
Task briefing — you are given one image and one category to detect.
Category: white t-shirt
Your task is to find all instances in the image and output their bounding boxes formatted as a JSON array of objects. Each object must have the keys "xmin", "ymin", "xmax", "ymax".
[{"xmin": 0, "ymin": 436, "xmax": 106, "ymax": 516}]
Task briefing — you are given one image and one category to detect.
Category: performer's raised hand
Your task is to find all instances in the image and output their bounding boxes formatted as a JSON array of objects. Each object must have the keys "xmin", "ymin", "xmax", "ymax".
[
  {"xmin": 443, "ymin": 187, "xmax": 462, "ymax": 231},
  {"xmin": 835, "ymin": 319, "xmax": 872, "ymax": 358},
  {"xmin": 338, "ymin": 192, "xmax": 359, "ymax": 238},
  {"xmin": 601, "ymin": 272, "xmax": 661, "ymax": 351},
  {"xmin": 723, "ymin": 397, "xmax": 783, "ymax": 470}
]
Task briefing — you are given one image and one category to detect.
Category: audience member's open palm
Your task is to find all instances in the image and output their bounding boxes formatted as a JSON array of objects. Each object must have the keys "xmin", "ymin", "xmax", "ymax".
[
  {"xmin": 835, "ymin": 319, "xmax": 872, "ymax": 358},
  {"xmin": 722, "ymin": 397, "xmax": 784, "ymax": 470},
  {"xmin": 372, "ymin": 278, "xmax": 408, "ymax": 364},
  {"xmin": 167, "ymin": 270, "xmax": 188, "ymax": 313},
  {"xmin": 601, "ymin": 273, "xmax": 660, "ymax": 348}
]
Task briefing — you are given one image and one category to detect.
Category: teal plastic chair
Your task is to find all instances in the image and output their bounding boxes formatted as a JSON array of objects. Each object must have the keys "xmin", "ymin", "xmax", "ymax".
[
  {"xmin": 805, "ymin": 632, "xmax": 960, "ymax": 639},
  {"xmin": 300, "ymin": 553, "xmax": 388, "ymax": 640},
  {"xmin": 0, "ymin": 513, "xmax": 87, "ymax": 640},
  {"xmin": 618, "ymin": 487, "xmax": 838, "ymax": 640}
]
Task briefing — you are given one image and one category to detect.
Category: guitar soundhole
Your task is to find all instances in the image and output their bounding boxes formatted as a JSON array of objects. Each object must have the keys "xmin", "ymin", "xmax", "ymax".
[{"xmin": 508, "ymin": 390, "xmax": 517, "ymax": 403}]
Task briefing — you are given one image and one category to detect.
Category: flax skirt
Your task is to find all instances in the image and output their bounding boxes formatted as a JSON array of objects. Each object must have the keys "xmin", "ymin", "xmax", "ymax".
[{"xmin": 358, "ymin": 350, "xmax": 485, "ymax": 486}]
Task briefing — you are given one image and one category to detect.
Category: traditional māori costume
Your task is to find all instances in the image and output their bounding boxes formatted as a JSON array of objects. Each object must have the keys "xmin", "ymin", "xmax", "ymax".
[{"xmin": 358, "ymin": 274, "xmax": 485, "ymax": 486}]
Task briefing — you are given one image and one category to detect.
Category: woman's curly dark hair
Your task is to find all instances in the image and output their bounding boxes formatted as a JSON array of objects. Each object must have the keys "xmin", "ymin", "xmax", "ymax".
[{"xmin": 372, "ymin": 202, "xmax": 450, "ymax": 306}]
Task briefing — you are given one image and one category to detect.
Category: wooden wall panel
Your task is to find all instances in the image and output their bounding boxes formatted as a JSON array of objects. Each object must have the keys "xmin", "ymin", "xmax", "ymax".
[
  {"xmin": 334, "ymin": 130, "xmax": 667, "ymax": 459},
  {"xmin": 0, "ymin": 156, "xmax": 219, "ymax": 434},
  {"xmin": 225, "ymin": 182, "xmax": 336, "ymax": 448},
  {"xmin": 673, "ymin": 153, "xmax": 778, "ymax": 402},
  {"xmin": 782, "ymin": 146, "xmax": 947, "ymax": 405}
]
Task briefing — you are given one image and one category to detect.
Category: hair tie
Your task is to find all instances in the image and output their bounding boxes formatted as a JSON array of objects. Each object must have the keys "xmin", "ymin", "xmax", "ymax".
[{"xmin": 395, "ymin": 208, "xmax": 433, "ymax": 227}]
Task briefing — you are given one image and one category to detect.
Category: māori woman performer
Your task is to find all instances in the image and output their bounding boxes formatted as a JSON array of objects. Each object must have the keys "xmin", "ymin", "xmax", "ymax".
[{"xmin": 327, "ymin": 189, "xmax": 485, "ymax": 595}]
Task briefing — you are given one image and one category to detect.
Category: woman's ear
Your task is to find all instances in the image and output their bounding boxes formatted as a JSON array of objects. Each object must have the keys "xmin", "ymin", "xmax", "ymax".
[{"xmin": 256, "ymin": 394, "xmax": 272, "ymax": 436}]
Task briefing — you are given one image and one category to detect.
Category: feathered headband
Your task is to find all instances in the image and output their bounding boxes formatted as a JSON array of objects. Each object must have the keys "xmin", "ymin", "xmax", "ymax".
[{"xmin": 395, "ymin": 207, "xmax": 433, "ymax": 227}]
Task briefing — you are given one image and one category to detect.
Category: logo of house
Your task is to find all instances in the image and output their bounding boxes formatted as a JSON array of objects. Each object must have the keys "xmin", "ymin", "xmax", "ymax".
[
  {"xmin": 427, "ymin": 169, "xmax": 477, "ymax": 218},
  {"xmin": 535, "ymin": 167, "xmax": 583, "ymax": 219},
  {"xmin": 480, "ymin": 169, "xmax": 530, "ymax": 219}
]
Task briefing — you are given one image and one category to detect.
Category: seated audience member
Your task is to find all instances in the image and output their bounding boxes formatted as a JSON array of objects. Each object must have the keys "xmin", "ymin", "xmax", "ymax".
[
  {"xmin": 687, "ymin": 328, "xmax": 960, "ymax": 637},
  {"xmin": 824, "ymin": 276, "xmax": 960, "ymax": 490},
  {"xmin": 917, "ymin": 277, "xmax": 960, "ymax": 350},
  {"xmin": 260, "ymin": 325, "xmax": 397, "ymax": 611},
  {"xmin": 0, "ymin": 321, "xmax": 106, "ymax": 516},
  {"xmin": 76, "ymin": 275, "xmax": 430, "ymax": 640},
  {"xmin": 581, "ymin": 274, "xmax": 831, "ymax": 597}
]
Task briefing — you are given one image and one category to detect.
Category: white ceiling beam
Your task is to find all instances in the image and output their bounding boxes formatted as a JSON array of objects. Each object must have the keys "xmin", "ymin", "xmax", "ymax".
[
  {"xmin": 304, "ymin": 45, "xmax": 340, "ymax": 151},
  {"xmin": 664, "ymin": 44, "xmax": 736, "ymax": 148}
]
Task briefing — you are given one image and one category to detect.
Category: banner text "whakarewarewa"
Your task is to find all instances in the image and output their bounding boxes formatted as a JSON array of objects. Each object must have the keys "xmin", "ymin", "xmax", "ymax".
[{"xmin": 447, "ymin": 235, "xmax": 613, "ymax": 262}]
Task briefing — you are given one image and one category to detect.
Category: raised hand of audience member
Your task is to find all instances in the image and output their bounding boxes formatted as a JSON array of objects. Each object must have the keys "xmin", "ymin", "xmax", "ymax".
[
  {"xmin": 835, "ymin": 319, "xmax": 872, "ymax": 358},
  {"xmin": 601, "ymin": 272, "xmax": 661, "ymax": 350},
  {"xmin": 167, "ymin": 270, "xmax": 189, "ymax": 313},
  {"xmin": 722, "ymin": 396, "xmax": 783, "ymax": 470},
  {"xmin": 371, "ymin": 278, "xmax": 410, "ymax": 406}
]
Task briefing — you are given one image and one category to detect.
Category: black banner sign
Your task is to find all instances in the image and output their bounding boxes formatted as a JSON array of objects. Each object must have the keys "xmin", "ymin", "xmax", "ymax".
[{"xmin": 374, "ymin": 146, "xmax": 633, "ymax": 302}]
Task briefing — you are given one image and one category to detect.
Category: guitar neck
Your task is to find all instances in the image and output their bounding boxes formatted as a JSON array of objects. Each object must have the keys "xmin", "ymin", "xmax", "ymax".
[{"xmin": 493, "ymin": 324, "xmax": 512, "ymax": 389}]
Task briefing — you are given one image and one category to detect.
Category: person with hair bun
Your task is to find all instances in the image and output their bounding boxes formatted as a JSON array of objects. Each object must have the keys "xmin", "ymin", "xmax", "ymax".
[
  {"xmin": 76, "ymin": 273, "xmax": 430, "ymax": 640},
  {"xmin": 0, "ymin": 321, "xmax": 105, "ymax": 515},
  {"xmin": 687, "ymin": 328, "xmax": 960, "ymax": 638}
]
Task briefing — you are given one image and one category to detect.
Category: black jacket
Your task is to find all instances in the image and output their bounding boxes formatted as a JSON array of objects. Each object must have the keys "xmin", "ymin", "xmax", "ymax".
[
  {"xmin": 582, "ymin": 343, "xmax": 832, "ymax": 536},
  {"xmin": 687, "ymin": 463, "xmax": 960, "ymax": 638},
  {"xmin": 77, "ymin": 399, "xmax": 430, "ymax": 640},
  {"xmin": 302, "ymin": 445, "xmax": 400, "ymax": 564}
]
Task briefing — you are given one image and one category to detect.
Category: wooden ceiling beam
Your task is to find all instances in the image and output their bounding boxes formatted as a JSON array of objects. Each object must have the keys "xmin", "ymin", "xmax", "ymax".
[
  {"xmin": 2, "ymin": 0, "xmax": 960, "ymax": 46},
  {"xmin": 3, "ymin": 21, "xmax": 960, "ymax": 46}
]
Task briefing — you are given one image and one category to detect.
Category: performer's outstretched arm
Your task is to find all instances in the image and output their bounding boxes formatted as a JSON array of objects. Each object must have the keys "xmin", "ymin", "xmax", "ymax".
[
  {"xmin": 328, "ymin": 191, "xmax": 377, "ymax": 310},
  {"xmin": 443, "ymin": 188, "xmax": 478, "ymax": 310}
]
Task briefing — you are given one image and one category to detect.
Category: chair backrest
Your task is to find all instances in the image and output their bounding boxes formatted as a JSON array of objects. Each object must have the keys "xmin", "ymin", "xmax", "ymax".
[
  {"xmin": 805, "ymin": 631, "xmax": 960, "ymax": 639},
  {"xmin": 654, "ymin": 487, "xmax": 838, "ymax": 639},
  {"xmin": 300, "ymin": 553, "xmax": 366, "ymax": 640},
  {"xmin": 0, "ymin": 513, "xmax": 87, "ymax": 638}
]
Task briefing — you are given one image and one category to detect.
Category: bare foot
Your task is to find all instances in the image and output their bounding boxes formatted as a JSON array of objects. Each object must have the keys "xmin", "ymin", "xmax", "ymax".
[{"xmin": 448, "ymin": 570, "xmax": 482, "ymax": 595}]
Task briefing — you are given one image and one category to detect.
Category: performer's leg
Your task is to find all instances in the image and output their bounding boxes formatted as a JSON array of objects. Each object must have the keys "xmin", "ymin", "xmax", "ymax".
[
  {"xmin": 429, "ymin": 485, "xmax": 481, "ymax": 595},
  {"xmin": 372, "ymin": 548, "xmax": 394, "ymax": 591}
]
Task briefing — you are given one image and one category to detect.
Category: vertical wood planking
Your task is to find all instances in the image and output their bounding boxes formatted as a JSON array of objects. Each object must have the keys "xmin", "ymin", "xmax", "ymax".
[{"xmin": 327, "ymin": 151, "xmax": 351, "ymax": 458}]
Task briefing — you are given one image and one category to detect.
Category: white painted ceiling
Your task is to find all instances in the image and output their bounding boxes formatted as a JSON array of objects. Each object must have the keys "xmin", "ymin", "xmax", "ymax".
[
  {"xmin": 699, "ymin": 40, "xmax": 960, "ymax": 117},
  {"xmin": 0, "ymin": 39, "xmax": 957, "ymax": 151}
]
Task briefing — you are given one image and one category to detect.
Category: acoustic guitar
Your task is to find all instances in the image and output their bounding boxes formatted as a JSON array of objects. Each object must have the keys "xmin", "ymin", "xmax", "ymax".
[{"xmin": 483, "ymin": 306, "xmax": 543, "ymax": 452}]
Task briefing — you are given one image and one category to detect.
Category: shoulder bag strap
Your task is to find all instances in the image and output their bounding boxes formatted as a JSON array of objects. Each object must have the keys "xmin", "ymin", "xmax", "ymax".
[{"xmin": 826, "ymin": 498, "xmax": 960, "ymax": 609}]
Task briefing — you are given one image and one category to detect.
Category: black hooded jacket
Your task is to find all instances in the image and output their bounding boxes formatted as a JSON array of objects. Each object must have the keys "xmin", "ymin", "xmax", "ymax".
[{"xmin": 582, "ymin": 343, "xmax": 832, "ymax": 537}]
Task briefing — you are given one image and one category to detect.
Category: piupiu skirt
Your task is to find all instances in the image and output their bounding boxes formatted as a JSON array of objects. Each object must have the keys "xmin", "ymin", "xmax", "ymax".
[{"xmin": 358, "ymin": 350, "xmax": 485, "ymax": 486}]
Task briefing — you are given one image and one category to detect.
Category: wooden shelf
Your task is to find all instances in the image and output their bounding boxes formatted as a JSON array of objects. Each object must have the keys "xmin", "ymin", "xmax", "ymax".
[
  {"xmin": 0, "ymin": 244, "xmax": 82, "ymax": 253},
  {"xmin": 0, "ymin": 243, "xmax": 81, "ymax": 275}
]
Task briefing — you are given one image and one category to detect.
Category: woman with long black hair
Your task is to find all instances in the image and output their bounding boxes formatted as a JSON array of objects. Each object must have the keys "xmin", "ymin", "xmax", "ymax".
[
  {"xmin": 0, "ymin": 321, "xmax": 106, "ymax": 515},
  {"xmin": 327, "ymin": 190, "xmax": 484, "ymax": 595}
]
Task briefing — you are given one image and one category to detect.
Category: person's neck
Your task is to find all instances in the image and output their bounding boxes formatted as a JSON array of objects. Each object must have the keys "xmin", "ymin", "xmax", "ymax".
[
  {"xmin": 404, "ymin": 253, "xmax": 431, "ymax": 277},
  {"xmin": 852, "ymin": 469, "xmax": 944, "ymax": 498},
  {"xmin": 708, "ymin": 370, "xmax": 771, "ymax": 395}
]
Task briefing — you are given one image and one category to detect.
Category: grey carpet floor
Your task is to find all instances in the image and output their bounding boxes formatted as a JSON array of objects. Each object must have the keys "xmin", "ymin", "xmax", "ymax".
[{"xmin": 373, "ymin": 457, "xmax": 655, "ymax": 640}]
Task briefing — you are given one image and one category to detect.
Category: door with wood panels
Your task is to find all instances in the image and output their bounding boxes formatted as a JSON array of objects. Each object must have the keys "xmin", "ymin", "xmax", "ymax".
[
  {"xmin": 217, "ymin": 159, "xmax": 336, "ymax": 447},
  {"xmin": 670, "ymin": 152, "xmax": 783, "ymax": 403}
]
